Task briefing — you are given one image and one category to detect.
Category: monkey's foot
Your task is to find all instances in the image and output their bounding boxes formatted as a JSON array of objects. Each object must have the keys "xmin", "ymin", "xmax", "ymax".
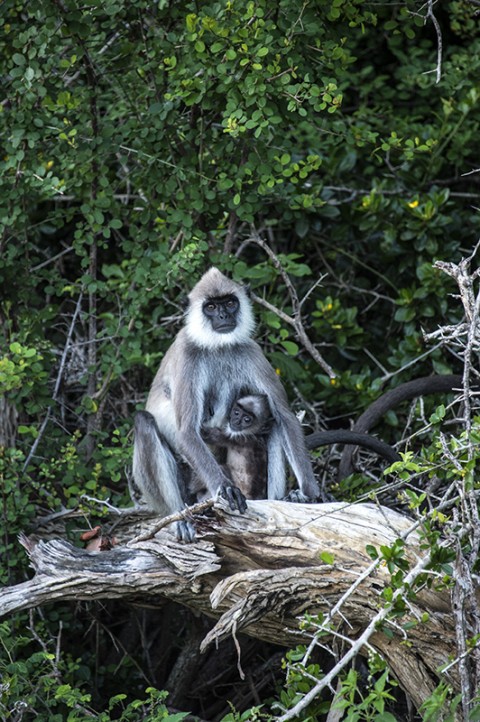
[
  {"xmin": 219, "ymin": 483, "xmax": 248, "ymax": 514},
  {"xmin": 283, "ymin": 489, "xmax": 317, "ymax": 504},
  {"xmin": 175, "ymin": 519, "xmax": 196, "ymax": 543}
]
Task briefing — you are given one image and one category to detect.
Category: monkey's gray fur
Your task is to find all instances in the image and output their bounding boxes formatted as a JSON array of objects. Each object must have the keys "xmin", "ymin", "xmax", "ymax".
[
  {"xmin": 199, "ymin": 394, "xmax": 272, "ymax": 500},
  {"xmin": 133, "ymin": 267, "xmax": 319, "ymax": 541}
]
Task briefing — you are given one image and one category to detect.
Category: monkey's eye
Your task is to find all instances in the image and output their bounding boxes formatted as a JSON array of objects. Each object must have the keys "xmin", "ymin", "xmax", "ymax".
[
  {"xmin": 204, "ymin": 302, "xmax": 216, "ymax": 312},
  {"xmin": 226, "ymin": 298, "xmax": 239, "ymax": 312},
  {"xmin": 242, "ymin": 415, "xmax": 252, "ymax": 424}
]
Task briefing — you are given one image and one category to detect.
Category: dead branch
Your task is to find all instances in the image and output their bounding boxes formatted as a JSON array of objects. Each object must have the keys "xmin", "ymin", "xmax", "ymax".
[
  {"xmin": 0, "ymin": 499, "xmax": 464, "ymax": 716},
  {"xmin": 243, "ymin": 231, "xmax": 336, "ymax": 379},
  {"xmin": 424, "ymin": 247, "xmax": 480, "ymax": 715}
]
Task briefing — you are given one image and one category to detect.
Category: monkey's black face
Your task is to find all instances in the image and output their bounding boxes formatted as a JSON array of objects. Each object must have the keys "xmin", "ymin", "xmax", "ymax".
[
  {"xmin": 230, "ymin": 404, "xmax": 254, "ymax": 432},
  {"xmin": 203, "ymin": 294, "xmax": 240, "ymax": 334}
]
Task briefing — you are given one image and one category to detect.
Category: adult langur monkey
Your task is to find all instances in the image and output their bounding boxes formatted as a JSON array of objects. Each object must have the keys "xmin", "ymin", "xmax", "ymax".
[{"xmin": 133, "ymin": 268, "xmax": 320, "ymax": 541}]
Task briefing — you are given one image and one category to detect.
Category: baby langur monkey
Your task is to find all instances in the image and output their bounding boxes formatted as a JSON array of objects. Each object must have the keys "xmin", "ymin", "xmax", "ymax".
[{"xmin": 199, "ymin": 394, "xmax": 273, "ymax": 500}]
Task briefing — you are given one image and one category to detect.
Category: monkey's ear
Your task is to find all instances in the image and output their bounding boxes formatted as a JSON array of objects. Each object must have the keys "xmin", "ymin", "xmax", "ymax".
[
  {"xmin": 180, "ymin": 296, "xmax": 190, "ymax": 311},
  {"xmin": 262, "ymin": 417, "xmax": 275, "ymax": 433},
  {"xmin": 243, "ymin": 283, "xmax": 251, "ymax": 297}
]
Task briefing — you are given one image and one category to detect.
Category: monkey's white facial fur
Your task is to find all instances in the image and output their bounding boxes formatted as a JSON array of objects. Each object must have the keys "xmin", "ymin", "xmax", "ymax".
[{"xmin": 185, "ymin": 268, "xmax": 255, "ymax": 349}]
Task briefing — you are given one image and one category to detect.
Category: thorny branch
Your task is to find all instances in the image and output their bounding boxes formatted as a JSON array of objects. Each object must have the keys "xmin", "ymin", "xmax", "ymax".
[
  {"xmin": 409, "ymin": 0, "xmax": 443, "ymax": 83},
  {"xmin": 277, "ymin": 471, "xmax": 466, "ymax": 721},
  {"xmin": 423, "ymin": 245, "xmax": 480, "ymax": 719},
  {"xmin": 425, "ymin": 244, "xmax": 480, "ymax": 433},
  {"xmin": 426, "ymin": 0, "xmax": 443, "ymax": 84},
  {"xmin": 277, "ymin": 547, "xmax": 437, "ymax": 722}
]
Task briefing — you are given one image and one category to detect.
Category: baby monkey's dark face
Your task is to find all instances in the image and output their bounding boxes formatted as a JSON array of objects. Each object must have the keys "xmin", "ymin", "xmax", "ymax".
[
  {"xmin": 228, "ymin": 394, "xmax": 272, "ymax": 436},
  {"xmin": 229, "ymin": 402, "xmax": 254, "ymax": 433}
]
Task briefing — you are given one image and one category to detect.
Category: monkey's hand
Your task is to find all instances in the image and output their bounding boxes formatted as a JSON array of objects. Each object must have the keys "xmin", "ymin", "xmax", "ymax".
[
  {"xmin": 219, "ymin": 482, "xmax": 248, "ymax": 514},
  {"xmin": 201, "ymin": 427, "xmax": 227, "ymax": 446},
  {"xmin": 283, "ymin": 489, "xmax": 318, "ymax": 504},
  {"xmin": 175, "ymin": 519, "xmax": 196, "ymax": 543}
]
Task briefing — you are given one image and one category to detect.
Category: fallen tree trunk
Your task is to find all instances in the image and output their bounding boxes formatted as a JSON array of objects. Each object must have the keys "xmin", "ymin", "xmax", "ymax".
[{"xmin": 0, "ymin": 499, "xmax": 460, "ymax": 715}]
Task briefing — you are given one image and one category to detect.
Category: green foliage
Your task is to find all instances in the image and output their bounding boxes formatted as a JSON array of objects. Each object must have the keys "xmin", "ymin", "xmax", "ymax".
[
  {"xmin": 273, "ymin": 645, "xmax": 331, "ymax": 719},
  {"xmin": 0, "ymin": 620, "xmax": 188, "ymax": 722},
  {"xmin": 0, "ymin": 447, "xmax": 34, "ymax": 585},
  {"xmin": 419, "ymin": 682, "xmax": 462, "ymax": 722},
  {"xmin": 220, "ymin": 704, "xmax": 270, "ymax": 722},
  {"xmin": 1, "ymin": 0, "xmax": 480, "ymax": 718},
  {"xmin": 334, "ymin": 668, "xmax": 398, "ymax": 722},
  {"xmin": 273, "ymin": 646, "xmax": 402, "ymax": 721},
  {"xmin": 0, "ymin": 342, "xmax": 47, "ymax": 395}
]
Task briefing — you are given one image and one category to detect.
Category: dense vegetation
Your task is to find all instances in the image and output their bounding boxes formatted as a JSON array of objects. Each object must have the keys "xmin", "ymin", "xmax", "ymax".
[{"xmin": 1, "ymin": 0, "xmax": 480, "ymax": 719}]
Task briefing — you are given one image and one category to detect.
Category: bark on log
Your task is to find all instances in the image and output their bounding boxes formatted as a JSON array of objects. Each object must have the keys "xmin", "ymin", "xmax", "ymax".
[{"xmin": 0, "ymin": 499, "xmax": 460, "ymax": 714}]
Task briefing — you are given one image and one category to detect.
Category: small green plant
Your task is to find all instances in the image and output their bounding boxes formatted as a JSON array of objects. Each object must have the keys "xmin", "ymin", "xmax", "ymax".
[
  {"xmin": 333, "ymin": 667, "xmax": 398, "ymax": 722},
  {"xmin": 419, "ymin": 682, "xmax": 462, "ymax": 722},
  {"xmin": 0, "ymin": 620, "xmax": 188, "ymax": 722}
]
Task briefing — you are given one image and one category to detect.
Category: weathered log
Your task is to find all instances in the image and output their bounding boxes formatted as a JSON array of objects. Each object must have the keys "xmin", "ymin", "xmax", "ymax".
[{"xmin": 0, "ymin": 499, "xmax": 460, "ymax": 714}]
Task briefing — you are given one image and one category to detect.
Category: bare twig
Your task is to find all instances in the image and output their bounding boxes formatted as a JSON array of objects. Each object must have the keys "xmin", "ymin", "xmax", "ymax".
[
  {"xmin": 426, "ymin": 0, "xmax": 443, "ymax": 84},
  {"xmin": 409, "ymin": 0, "xmax": 443, "ymax": 83},
  {"xmin": 129, "ymin": 498, "xmax": 215, "ymax": 543},
  {"xmin": 245, "ymin": 232, "xmax": 336, "ymax": 378},
  {"xmin": 426, "ymin": 246, "xmax": 480, "ymax": 436},
  {"xmin": 22, "ymin": 293, "xmax": 84, "ymax": 473}
]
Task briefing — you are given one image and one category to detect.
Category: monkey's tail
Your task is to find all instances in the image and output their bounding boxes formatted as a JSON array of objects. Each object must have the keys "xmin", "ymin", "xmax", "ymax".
[
  {"xmin": 307, "ymin": 375, "xmax": 467, "ymax": 482},
  {"xmin": 338, "ymin": 374, "xmax": 464, "ymax": 480},
  {"xmin": 305, "ymin": 430, "xmax": 399, "ymax": 466}
]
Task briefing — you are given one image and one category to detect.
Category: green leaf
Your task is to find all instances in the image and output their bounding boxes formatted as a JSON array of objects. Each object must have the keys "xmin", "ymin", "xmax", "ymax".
[
  {"xmin": 429, "ymin": 404, "xmax": 446, "ymax": 425},
  {"xmin": 320, "ymin": 551, "xmax": 335, "ymax": 565},
  {"xmin": 185, "ymin": 13, "xmax": 197, "ymax": 32},
  {"xmin": 281, "ymin": 340, "xmax": 299, "ymax": 355}
]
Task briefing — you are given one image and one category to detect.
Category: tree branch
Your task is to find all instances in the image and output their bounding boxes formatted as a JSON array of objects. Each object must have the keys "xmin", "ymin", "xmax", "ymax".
[
  {"xmin": 0, "ymin": 499, "xmax": 463, "ymax": 716},
  {"xmin": 245, "ymin": 232, "xmax": 336, "ymax": 378}
]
